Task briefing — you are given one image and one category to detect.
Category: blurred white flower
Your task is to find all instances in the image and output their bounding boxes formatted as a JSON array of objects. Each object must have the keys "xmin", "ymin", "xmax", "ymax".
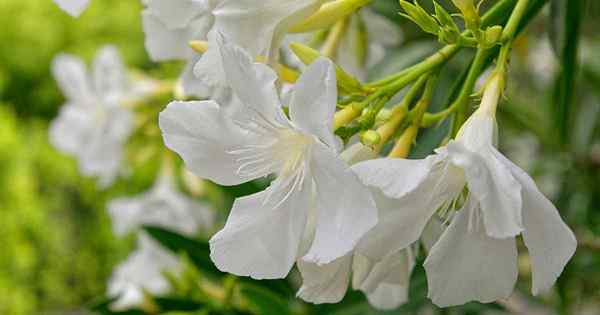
[
  {"xmin": 53, "ymin": 0, "xmax": 90, "ymax": 17},
  {"xmin": 107, "ymin": 234, "xmax": 180, "ymax": 310},
  {"xmin": 50, "ymin": 46, "xmax": 135, "ymax": 186},
  {"xmin": 351, "ymin": 74, "xmax": 577, "ymax": 307},
  {"xmin": 108, "ymin": 173, "xmax": 215, "ymax": 237},
  {"xmin": 160, "ymin": 34, "xmax": 377, "ymax": 279}
]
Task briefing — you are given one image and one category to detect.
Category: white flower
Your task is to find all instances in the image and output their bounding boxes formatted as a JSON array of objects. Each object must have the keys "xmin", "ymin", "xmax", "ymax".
[
  {"xmin": 50, "ymin": 46, "xmax": 134, "ymax": 186},
  {"xmin": 296, "ymin": 143, "xmax": 416, "ymax": 310},
  {"xmin": 53, "ymin": 0, "xmax": 90, "ymax": 17},
  {"xmin": 351, "ymin": 74, "xmax": 577, "ymax": 307},
  {"xmin": 107, "ymin": 234, "xmax": 180, "ymax": 310},
  {"xmin": 108, "ymin": 174, "xmax": 215, "ymax": 237},
  {"xmin": 159, "ymin": 34, "xmax": 377, "ymax": 279}
]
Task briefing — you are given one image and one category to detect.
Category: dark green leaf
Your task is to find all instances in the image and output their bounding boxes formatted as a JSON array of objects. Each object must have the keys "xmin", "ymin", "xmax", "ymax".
[
  {"xmin": 238, "ymin": 283, "xmax": 291, "ymax": 315},
  {"xmin": 143, "ymin": 225, "xmax": 222, "ymax": 276},
  {"xmin": 552, "ymin": 0, "xmax": 583, "ymax": 146}
]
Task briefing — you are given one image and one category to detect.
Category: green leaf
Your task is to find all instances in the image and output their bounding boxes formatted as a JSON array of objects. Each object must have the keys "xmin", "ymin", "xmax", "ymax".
[
  {"xmin": 238, "ymin": 283, "xmax": 291, "ymax": 315},
  {"xmin": 551, "ymin": 0, "xmax": 584, "ymax": 146},
  {"xmin": 142, "ymin": 226, "xmax": 222, "ymax": 276},
  {"xmin": 152, "ymin": 297, "xmax": 206, "ymax": 312},
  {"xmin": 88, "ymin": 296, "xmax": 146, "ymax": 315}
]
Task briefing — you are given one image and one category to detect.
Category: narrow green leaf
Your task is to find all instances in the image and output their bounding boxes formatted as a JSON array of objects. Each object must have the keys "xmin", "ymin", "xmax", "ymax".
[{"xmin": 552, "ymin": 0, "xmax": 584, "ymax": 146}]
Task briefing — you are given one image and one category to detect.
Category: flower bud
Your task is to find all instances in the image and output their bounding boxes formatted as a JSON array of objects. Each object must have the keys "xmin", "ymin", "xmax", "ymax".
[
  {"xmin": 361, "ymin": 130, "xmax": 382, "ymax": 146},
  {"xmin": 399, "ymin": 0, "xmax": 439, "ymax": 35},
  {"xmin": 451, "ymin": 0, "xmax": 480, "ymax": 31},
  {"xmin": 481, "ymin": 26, "xmax": 503, "ymax": 49},
  {"xmin": 289, "ymin": 0, "xmax": 371, "ymax": 33},
  {"xmin": 289, "ymin": 42, "xmax": 365, "ymax": 94}
]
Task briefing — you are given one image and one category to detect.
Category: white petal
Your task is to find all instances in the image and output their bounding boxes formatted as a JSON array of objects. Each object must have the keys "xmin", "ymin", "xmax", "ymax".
[
  {"xmin": 159, "ymin": 100, "xmax": 261, "ymax": 186},
  {"xmin": 424, "ymin": 199, "xmax": 518, "ymax": 307},
  {"xmin": 213, "ymin": 0, "xmax": 323, "ymax": 60},
  {"xmin": 142, "ymin": 11, "xmax": 210, "ymax": 61},
  {"xmin": 366, "ymin": 282, "xmax": 409, "ymax": 311},
  {"xmin": 351, "ymin": 155, "xmax": 444, "ymax": 200},
  {"xmin": 289, "ymin": 58, "xmax": 339, "ymax": 150},
  {"xmin": 215, "ymin": 33, "xmax": 285, "ymax": 123},
  {"xmin": 209, "ymin": 175, "xmax": 311, "ymax": 279},
  {"xmin": 421, "ymin": 217, "xmax": 445, "ymax": 252},
  {"xmin": 340, "ymin": 142, "xmax": 378, "ymax": 165},
  {"xmin": 53, "ymin": 0, "xmax": 90, "ymax": 17},
  {"xmin": 447, "ymin": 140, "xmax": 523, "ymax": 238},
  {"xmin": 354, "ymin": 159, "xmax": 463, "ymax": 261},
  {"xmin": 52, "ymin": 54, "xmax": 93, "ymax": 103},
  {"xmin": 353, "ymin": 249, "xmax": 414, "ymax": 310},
  {"xmin": 302, "ymin": 143, "xmax": 378, "ymax": 265},
  {"xmin": 496, "ymin": 152, "xmax": 577, "ymax": 295},
  {"xmin": 93, "ymin": 46, "xmax": 128, "ymax": 103},
  {"xmin": 456, "ymin": 110, "xmax": 498, "ymax": 151},
  {"xmin": 296, "ymin": 255, "xmax": 351, "ymax": 304},
  {"xmin": 49, "ymin": 104, "xmax": 94, "ymax": 155},
  {"xmin": 144, "ymin": 0, "xmax": 211, "ymax": 30}
]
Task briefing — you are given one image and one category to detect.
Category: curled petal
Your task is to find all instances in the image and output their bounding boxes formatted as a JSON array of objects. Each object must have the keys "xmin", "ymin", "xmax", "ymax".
[
  {"xmin": 447, "ymin": 140, "xmax": 523, "ymax": 238},
  {"xmin": 289, "ymin": 58, "xmax": 339, "ymax": 150}
]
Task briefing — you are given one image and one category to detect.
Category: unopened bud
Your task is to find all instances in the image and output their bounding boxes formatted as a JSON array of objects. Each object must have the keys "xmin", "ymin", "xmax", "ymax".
[
  {"xmin": 451, "ymin": 0, "xmax": 480, "ymax": 31},
  {"xmin": 189, "ymin": 40, "xmax": 208, "ymax": 54},
  {"xmin": 361, "ymin": 130, "xmax": 382, "ymax": 146},
  {"xmin": 289, "ymin": 42, "xmax": 365, "ymax": 94},
  {"xmin": 289, "ymin": 0, "xmax": 372, "ymax": 33},
  {"xmin": 399, "ymin": 0, "xmax": 439, "ymax": 35},
  {"xmin": 481, "ymin": 26, "xmax": 503, "ymax": 48}
]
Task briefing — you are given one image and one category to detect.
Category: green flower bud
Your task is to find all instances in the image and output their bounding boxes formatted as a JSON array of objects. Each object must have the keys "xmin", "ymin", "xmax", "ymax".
[
  {"xmin": 398, "ymin": 0, "xmax": 439, "ymax": 35},
  {"xmin": 481, "ymin": 25, "xmax": 503, "ymax": 48}
]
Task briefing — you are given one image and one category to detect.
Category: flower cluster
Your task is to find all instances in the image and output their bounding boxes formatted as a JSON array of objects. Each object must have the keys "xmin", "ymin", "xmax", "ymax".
[{"xmin": 50, "ymin": 0, "xmax": 577, "ymax": 311}]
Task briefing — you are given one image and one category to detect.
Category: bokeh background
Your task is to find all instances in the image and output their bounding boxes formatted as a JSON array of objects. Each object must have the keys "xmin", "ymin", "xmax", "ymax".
[{"xmin": 0, "ymin": 0, "xmax": 598, "ymax": 314}]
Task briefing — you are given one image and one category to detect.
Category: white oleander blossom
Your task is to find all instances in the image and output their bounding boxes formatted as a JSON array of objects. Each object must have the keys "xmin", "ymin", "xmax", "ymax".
[
  {"xmin": 53, "ymin": 0, "xmax": 90, "ymax": 17},
  {"xmin": 49, "ymin": 46, "xmax": 135, "ymax": 186},
  {"xmin": 108, "ymin": 173, "xmax": 215, "ymax": 237},
  {"xmin": 159, "ymin": 34, "xmax": 377, "ymax": 279},
  {"xmin": 107, "ymin": 234, "xmax": 181, "ymax": 310},
  {"xmin": 297, "ymin": 143, "xmax": 417, "ymax": 310},
  {"xmin": 351, "ymin": 73, "xmax": 577, "ymax": 307}
]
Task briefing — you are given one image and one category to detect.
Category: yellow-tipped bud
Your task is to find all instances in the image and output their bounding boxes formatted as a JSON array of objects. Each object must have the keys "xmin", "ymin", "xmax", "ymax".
[
  {"xmin": 389, "ymin": 125, "xmax": 418, "ymax": 158},
  {"xmin": 289, "ymin": 42, "xmax": 366, "ymax": 94},
  {"xmin": 333, "ymin": 103, "xmax": 363, "ymax": 130},
  {"xmin": 289, "ymin": 0, "xmax": 372, "ymax": 33},
  {"xmin": 189, "ymin": 40, "xmax": 209, "ymax": 54},
  {"xmin": 361, "ymin": 130, "xmax": 382, "ymax": 146}
]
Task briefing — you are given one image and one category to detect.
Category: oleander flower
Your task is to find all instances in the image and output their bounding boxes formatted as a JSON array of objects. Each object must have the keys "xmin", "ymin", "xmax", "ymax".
[
  {"xmin": 296, "ymin": 143, "xmax": 417, "ymax": 310},
  {"xmin": 351, "ymin": 73, "xmax": 577, "ymax": 307},
  {"xmin": 49, "ymin": 46, "xmax": 135, "ymax": 186},
  {"xmin": 108, "ymin": 173, "xmax": 215, "ymax": 237},
  {"xmin": 107, "ymin": 234, "xmax": 181, "ymax": 310},
  {"xmin": 159, "ymin": 34, "xmax": 377, "ymax": 279},
  {"xmin": 53, "ymin": 0, "xmax": 90, "ymax": 17}
]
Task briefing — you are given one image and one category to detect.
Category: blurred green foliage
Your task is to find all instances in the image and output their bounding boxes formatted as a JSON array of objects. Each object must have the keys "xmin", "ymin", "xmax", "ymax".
[{"xmin": 0, "ymin": 0, "xmax": 599, "ymax": 315}]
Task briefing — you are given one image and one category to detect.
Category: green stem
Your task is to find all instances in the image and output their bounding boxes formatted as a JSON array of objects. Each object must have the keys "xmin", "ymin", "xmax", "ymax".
[
  {"xmin": 501, "ymin": 0, "xmax": 530, "ymax": 42},
  {"xmin": 367, "ymin": 0, "xmax": 519, "ymax": 89}
]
